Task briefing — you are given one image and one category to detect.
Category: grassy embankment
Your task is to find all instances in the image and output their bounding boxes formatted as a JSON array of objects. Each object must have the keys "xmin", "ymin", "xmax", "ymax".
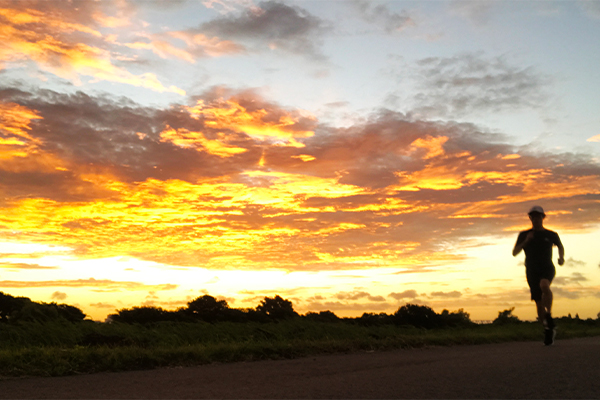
[{"xmin": 1, "ymin": 318, "xmax": 599, "ymax": 377}]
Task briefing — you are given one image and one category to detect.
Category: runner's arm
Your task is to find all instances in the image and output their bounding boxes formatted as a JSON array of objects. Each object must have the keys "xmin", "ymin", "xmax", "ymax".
[
  {"xmin": 512, "ymin": 232, "xmax": 532, "ymax": 256},
  {"xmin": 556, "ymin": 234, "xmax": 565, "ymax": 266}
]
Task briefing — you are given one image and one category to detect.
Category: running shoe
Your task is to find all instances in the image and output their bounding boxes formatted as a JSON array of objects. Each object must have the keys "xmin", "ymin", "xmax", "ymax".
[
  {"xmin": 544, "ymin": 328, "xmax": 556, "ymax": 346},
  {"xmin": 545, "ymin": 313, "xmax": 555, "ymax": 330}
]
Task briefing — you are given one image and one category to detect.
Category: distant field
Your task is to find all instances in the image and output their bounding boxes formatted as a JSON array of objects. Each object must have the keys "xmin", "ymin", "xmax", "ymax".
[{"xmin": 1, "ymin": 318, "xmax": 599, "ymax": 377}]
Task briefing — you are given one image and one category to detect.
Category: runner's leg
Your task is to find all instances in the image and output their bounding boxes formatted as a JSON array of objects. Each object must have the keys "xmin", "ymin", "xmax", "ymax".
[
  {"xmin": 540, "ymin": 279, "xmax": 552, "ymax": 316},
  {"xmin": 535, "ymin": 300, "xmax": 546, "ymax": 325}
]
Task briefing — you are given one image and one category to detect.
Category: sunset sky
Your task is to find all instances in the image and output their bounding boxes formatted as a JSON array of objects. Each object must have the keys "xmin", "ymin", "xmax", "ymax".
[{"xmin": 1, "ymin": 0, "xmax": 599, "ymax": 322}]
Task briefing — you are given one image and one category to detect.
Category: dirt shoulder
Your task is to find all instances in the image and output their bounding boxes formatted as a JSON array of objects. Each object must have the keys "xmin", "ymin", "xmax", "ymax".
[{"xmin": 2, "ymin": 336, "xmax": 599, "ymax": 399}]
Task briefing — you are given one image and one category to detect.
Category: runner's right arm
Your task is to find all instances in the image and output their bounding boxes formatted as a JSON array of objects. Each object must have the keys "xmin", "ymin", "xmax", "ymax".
[{"xmin": 512, "ymin": 231, "xmax": 533, "ymax": 257}]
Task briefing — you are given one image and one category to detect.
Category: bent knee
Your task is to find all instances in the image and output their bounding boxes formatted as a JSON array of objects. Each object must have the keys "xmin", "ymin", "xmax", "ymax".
[{"xmin": 540, "ymin": 279, "xmax": 551, "ymax": 291}]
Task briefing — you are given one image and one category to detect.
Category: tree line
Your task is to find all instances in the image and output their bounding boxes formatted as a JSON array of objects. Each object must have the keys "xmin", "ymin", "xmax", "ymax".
[
  {"xmin": 2, "ymin": 291, "xmax": 475, "ymax": 328},
  {"xmin": 107, "ymin": 294, "xmax": 475, "ymax": 328},
  {"xmin": 3, "ymin": 291, "xmax": 597, "ymax": 328}
]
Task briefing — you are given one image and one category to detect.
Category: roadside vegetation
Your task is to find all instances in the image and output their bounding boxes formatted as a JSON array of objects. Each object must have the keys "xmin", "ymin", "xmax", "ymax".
[{"xmin": 1, "ymin": 291, "xmax": 599, "ymax": 377}]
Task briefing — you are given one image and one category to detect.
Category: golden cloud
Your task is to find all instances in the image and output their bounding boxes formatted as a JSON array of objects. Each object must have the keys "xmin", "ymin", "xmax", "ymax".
[
  {"xmin": 185, "ymin": 98, "xmax": 316, "ymax": 142},
  {"xmin": 0, "ymin": 7, "xmax": 185, "ymax": 95},
  {"xmin": 159, "ymin": 126, "xmax": 247, "ymax": 157},
  {"xmin": 0, "ymin": 278, "xmax": 177, "ymax": 291},
  {"xmin": 1, "ymin": 88, "xmax": 599, "ymax": 273}
]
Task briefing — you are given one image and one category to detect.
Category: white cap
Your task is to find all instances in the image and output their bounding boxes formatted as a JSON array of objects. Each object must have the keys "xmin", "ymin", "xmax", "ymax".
[{"xmin": 528, "ymin": 205, "xmax": 545, "ymax": 215}]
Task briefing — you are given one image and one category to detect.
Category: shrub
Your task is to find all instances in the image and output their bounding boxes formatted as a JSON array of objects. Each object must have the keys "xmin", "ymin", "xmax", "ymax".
[
  {"xmin": 256, "ymin": 296, "xmax": 298, "ymax": 320},
  {"xmin": 493, "ymin": 308, "xmax": 521, "ymax": 325},
  {"xmin": 304, "ymin": 310, "xmax": 340, "ymax": 323},
  {"xmin": 393, "ymin": 304, "xmax": 439, "ymax": 329}
]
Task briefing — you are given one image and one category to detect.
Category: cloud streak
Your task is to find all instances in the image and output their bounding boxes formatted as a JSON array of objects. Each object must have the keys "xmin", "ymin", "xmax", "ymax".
[{"xmin": 1, "ymin": 85, "xmax": 599, "ymax": 274}]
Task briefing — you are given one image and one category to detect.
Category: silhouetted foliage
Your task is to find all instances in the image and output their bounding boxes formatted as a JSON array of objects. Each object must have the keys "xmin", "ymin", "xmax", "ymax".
[
  {"xmin": 0, "ymin": 292, "xmax": 30, "ymax": 322},
  {"xmin": 0, "ymin": 292, "xmax": 86, "ymax": 323},
  {"xmin": 186, "ymin": 295, "xmax": 231, "ymax": 323},
  {"xmin": 492, "ymin": 307, "xmax": 521, "ymax": 325},
  {"xmin": 242, "ymin": 308, "xmax": 272, "ymax": 323},
  {"xmin": 357, "ymin": 312, "xmax": 393, "ymax": 326},
  {"xmin": 256, "ymin": 295, "xmax": 298, "ymax": 320},
  {"xmin": 304, "ymin": 310, "xmax": 340, "ymax": 323},
  {"xmin": 393, "ymin": 304, "xmax": 439, "ymax": 329},
  {"xmin": 109, "ymin": 306, "xmax": 176, "ymax": 324},
  {"xmin": 54, "ymin": 303, "xmax": 87, "ymax": 322},
  {"xmin": 439, "ymin": 308, "xmax": 475, "ymax": 327}
]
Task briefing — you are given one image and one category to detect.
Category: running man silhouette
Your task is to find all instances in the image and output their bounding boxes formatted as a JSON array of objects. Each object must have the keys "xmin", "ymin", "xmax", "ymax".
[{"xmin": 513, "ymin": 205, "xmax": 564, "ymax": 345}]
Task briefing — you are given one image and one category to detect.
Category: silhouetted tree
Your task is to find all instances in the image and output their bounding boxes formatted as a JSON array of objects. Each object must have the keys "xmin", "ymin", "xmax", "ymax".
[
  {"xmin": 109, "ymin": 306, "xmax": 175, "ymax": 324},
  {"xmin": 304, "ymin": 310, "xmax": 340, "ymax": 323},
  {"xmin": 357, "ymin": 312, "xmax": 392, "ymax": 326},
  {"xmin": 55, "ymin": 303, "xmax": 86, "ymax": 322},
  {"xmin": 492, "ymin": 307, "xmax": 521, "ymax": 325},
  {"xmin": 186, "ymin": 295, "xmax": 230, "ymax": 322},
  {"xmin": 438, "ymin": 308, "xmax": 474, "ymax": 327},
  {"xmin": 243, "ymin": 308, "xmax": 271, "ymax": 323},
  {"xmin": 393, "ymin": 304, "xmax": 439, "ymax": 329},
  {"xmin": 0, "ymin": 292, "xmax": 30, "ymax": 322},
  {"xmin": 256, "ymin": 295, "xmax": 297, "ymax": 320},
  {"xmin": 0, "ymin": 292, "xmax": 86, "ymax": 323}
]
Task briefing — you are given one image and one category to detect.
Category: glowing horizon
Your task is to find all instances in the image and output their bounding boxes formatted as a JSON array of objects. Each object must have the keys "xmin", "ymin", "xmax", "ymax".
[{"xmin": 1, "ymin": 0, "xmax": 599, "ymax": 322}]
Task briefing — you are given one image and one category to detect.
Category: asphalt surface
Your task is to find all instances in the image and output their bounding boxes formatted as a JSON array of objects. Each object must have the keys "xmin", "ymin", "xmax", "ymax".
[{"xmin": 1, "ymin": 336, "xmax": 599, "ymax": 399}]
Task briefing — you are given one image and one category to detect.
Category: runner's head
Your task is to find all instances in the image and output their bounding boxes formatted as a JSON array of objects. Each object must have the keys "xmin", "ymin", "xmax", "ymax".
[{"xmin": 528, "ymin": 205, "xmax": 545, "ymax": 229}]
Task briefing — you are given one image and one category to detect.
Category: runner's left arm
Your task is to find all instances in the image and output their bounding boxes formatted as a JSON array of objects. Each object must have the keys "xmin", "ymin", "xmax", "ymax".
[{"xmin": 555, "ymin": 233, "xmax": 565, "ymax": 266}]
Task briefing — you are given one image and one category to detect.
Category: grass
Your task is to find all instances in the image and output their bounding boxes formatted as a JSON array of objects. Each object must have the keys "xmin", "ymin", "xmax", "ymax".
[{"xmin": 1, "ymin": 318, "xmax": 599, "ymax": 377}]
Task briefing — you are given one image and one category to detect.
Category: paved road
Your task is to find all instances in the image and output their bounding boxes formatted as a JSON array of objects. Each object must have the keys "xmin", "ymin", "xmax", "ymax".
[{"xmin": 2, "ymin": 336, "xmax": 599, "ymax": 399}]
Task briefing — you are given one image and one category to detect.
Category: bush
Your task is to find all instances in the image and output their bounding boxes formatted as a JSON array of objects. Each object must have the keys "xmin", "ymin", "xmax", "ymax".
[
  {"xmin": 357, "ymin": 312, "xmax": 392, "ymax": 326},
  {"xmin": 186, "ymin": 295, "xmax": 231, "ymax": 323},
  {"xmin": 439, "ymin": 309, "xmax": 475, "ymax": 327},
  {"xmin": 109, "ymin": 306, "xmax": 177, "ymax": 324},
  {"xmin": 304, "ymin": 310, "xmax": 340, "ymax": 323},
  {"xmin": 256, "ymin": 296, "xmax": 298, "ymax": 321},
  {"xmin": 493, "ymin": 308, "xmax": 521, "ymax": 325},
  {"xmin": 393, "ymin": 304, "xmax": 439, "ymax": 329}
]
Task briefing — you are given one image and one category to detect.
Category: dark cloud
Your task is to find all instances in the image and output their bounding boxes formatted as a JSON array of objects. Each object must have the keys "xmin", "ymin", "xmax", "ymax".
[
  {"xmin": 90, "ymin": 302, "xmax": 117, "ymax": 308},
  {"xmin": 564, "ymin": 257, "xmax": 586, "ymax": 268},
  {"xmin": 448, "ymin": 0, "xmax": 496, "ymax": 25},
  {"xmin": 389, "ymin": 53, "xmax": 552, "ymax": 118},
  {"xmin": 553, "ymin": 272, "xmax": 588, "ymax": 286},
  {"xmin": 199, "ymin": 1, "xmax": 332, "ymax": 60},
  {"xmin": 551, "ymin": 287, "xmax": 582, "ymax": 300},
  {"xmin": 388, "ymin": 290, "xmax": 418, "ymax": 300},
  {"xmin": 51, "ymin": 291, "xmax": 67, "ymax": 300},
  {"xmin": 335, "ymin": 290, "xmax": 386, "ymax": 302},
  {"xmin": 430, "ymin": 290, "xmax": 462, "ymax": 298},
  {"xmin": 351, "ymin": 0, "xmax": 415, "ymax": 33}
]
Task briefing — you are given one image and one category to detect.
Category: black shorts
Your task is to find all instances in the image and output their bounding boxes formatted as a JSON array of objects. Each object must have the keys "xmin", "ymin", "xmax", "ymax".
[{"xmin": 526, "ymin": 267, "xmax": 556, "ymax": 302}]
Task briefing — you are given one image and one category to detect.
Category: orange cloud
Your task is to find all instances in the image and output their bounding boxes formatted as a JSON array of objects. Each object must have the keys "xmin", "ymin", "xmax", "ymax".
[
  {"xmin": 410, "ymin": 135, "xmax": 448, "ymax": 159},
  {"xmin": 159, "ymin": 126, "xmax": 247, "ymax": 157},
  {"xmin": 0, "ymin": 101, "xmax": 43, "ymax": 143},
  {"xmin": 0, "ymin": 7, "xmax": 185, "ymax": 95},
  {"xmin": 1, "ymin": 88, "xmax": 599, "ymax": 274},
  {"xmin": 168, "ymin": 31, "xmax": 245, "ymax": 57},
  {"xmin": 185, "ymin": 98, "xmax": 316, "ymax": 142},
  {"xmin": 0, "ymin": 278, "xmax": 177, "ymax": 291}
]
